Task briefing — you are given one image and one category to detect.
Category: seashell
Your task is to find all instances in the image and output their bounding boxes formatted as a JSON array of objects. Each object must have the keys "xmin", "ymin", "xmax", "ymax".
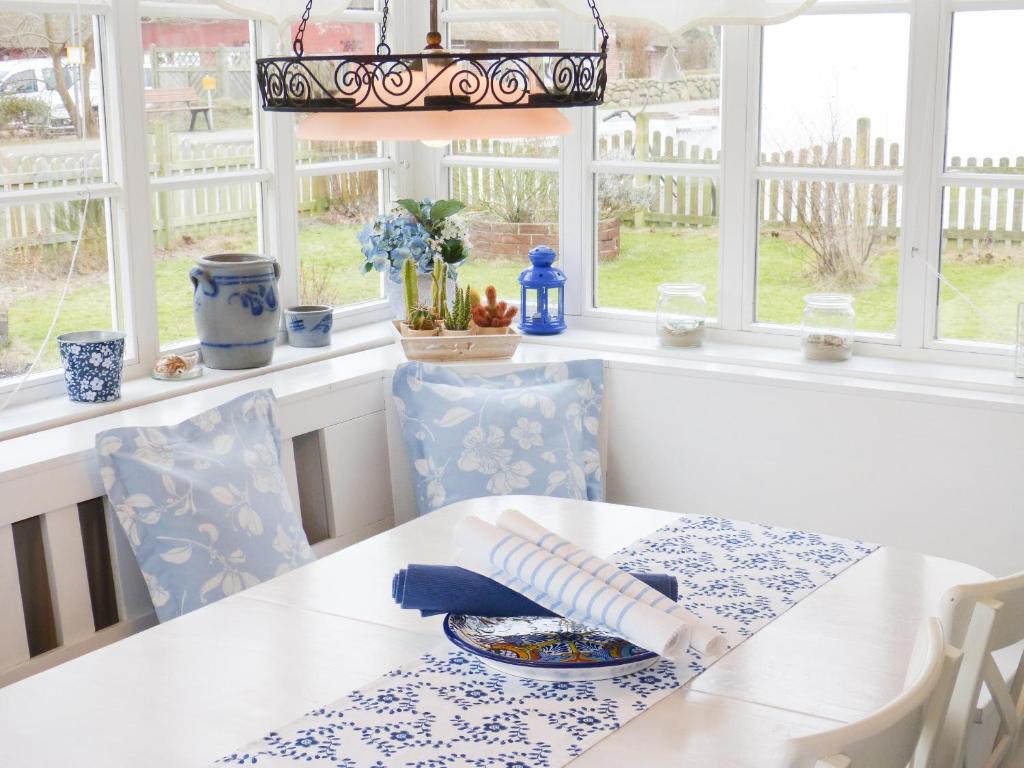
[{"xmin": 154, "ymin": 352, "xmax": 200, "ymax": 376}]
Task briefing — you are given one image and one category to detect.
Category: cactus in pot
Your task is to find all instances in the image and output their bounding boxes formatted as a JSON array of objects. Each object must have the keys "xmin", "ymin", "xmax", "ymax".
[
  {"xmin": 471, "ymin": 285, "xmax": 518, "ymax": 334},
  {"xmin": 445, "ymin": 285, "xmax": 472, "ymax": 334},
  {"xmin": 403, "ymin": 257, "xmax": 418, "ymax": 324},
  {"xmin": 407, "ymin": 304, "xmax": 437, "ymax": 333}
]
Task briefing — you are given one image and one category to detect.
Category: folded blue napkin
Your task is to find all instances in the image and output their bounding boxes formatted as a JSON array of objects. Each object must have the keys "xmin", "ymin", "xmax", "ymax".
[{"xmin": 392, "ymin": 564, "xmax": 679, "ymax": 618}]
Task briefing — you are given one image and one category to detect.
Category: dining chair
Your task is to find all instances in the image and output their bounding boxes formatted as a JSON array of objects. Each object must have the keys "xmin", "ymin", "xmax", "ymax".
[
  {"xmin": 935, "ymin": 571, "xmax": 1024, "ymax": 768},
  {"xmin": 782, "ymin": 618, "xmax": 962, "ymax": 768}
]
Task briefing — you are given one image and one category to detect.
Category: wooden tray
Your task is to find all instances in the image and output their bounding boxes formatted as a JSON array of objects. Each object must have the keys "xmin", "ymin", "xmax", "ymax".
[{"xmin": 392, "ymin": 321, "xmax": 521, "ymax": 362}]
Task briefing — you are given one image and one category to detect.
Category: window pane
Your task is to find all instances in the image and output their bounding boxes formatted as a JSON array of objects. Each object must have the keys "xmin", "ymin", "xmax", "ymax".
[
  {"xmin": 0, "ymin": 11, "xmax": 107, "ymax": 185},
  {"xmin": 946, "ymin": 10, "xmax": 1024, "ymax": 171},
  {"xmin": 154, "ymin": 181, "xmax": 261, "ymax": 346},
  {"xmin": 756, "ymin": 181, "xmax": 902, "ymax": 334},
  {"xmin": 298, "ymin": 171, "xmax": 384, "ymax": 307},
  {"xmin": 292, "ymin": 21, "xmax": 381, "ymax": 164},
  {"xmin": 760, "ymin": 14, "xmax": 909, "ymax": 170},
  {"xmin": 595, "ymin": 172, "xmax": 719, "ymax": 316},
  {"xmin": 937, "ymin": 10, "xmax": 1024, "ymax": 345},
  {"xmin": 598, "ymin": 23, "xmax": 721, "ymax": 164},
  {"xmin": 141, "ymin": 17, "xmax": 255, "ymax": 177},
  {"xmin": 1, "ymin": 199, "xmax": 116, "ymax": 379},
  {"xmin": 446, "ymin": 17, "xmax": 561, "ymax": 160},
  {"xmin": 451, "ymin": 168, "xmax": 558, "ymax": 299},
  {"xmin": 937, "ymin": 184, "xmax": 1024, "ymax": 344}
]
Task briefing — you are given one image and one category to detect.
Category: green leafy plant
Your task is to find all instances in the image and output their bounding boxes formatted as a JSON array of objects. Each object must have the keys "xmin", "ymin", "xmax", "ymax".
[
  {"xmin": 403, "ymin": 257, "xmax": 418, "ymax": 323},
  {"xmin": 395, "ymin": 198, "xmax": 469, "ymax": 266},
  {"xmin": 471, "ymin": 285, "xmax": 518, "ymax": 328},
  {"xmin": 447, "ymin": 285, "xmax": 472, "ymax": 331}
]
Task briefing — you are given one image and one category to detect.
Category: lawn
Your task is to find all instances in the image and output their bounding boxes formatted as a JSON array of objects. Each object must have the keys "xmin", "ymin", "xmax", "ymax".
[{"xmin": 4, "ymin": 221, "xmax": 1022, "ymax": 376}]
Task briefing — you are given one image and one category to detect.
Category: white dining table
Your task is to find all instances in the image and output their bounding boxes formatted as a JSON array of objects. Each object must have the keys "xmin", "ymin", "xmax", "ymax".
[{"xmin": 0, "ymin": 496, "xmax": 991, "ymax": 767}]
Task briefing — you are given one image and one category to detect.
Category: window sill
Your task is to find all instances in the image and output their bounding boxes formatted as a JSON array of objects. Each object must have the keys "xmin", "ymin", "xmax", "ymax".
[
  {"xmin": 0, "ymin": 322, "xmax": 395, "ymax": 443},
  {"xmin": 523, "ymin": 325, "xmax": 1024, "ymax": 408},
  {"xmin": 3, "ymin": 317, "xmax": 1024, "ymax": 448}
]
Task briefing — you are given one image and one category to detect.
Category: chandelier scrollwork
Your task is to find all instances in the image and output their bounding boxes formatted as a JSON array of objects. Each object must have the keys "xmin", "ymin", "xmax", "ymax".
[{"xmin": 255, "ymin": 0, "xmax": 608, "ymax": 115}]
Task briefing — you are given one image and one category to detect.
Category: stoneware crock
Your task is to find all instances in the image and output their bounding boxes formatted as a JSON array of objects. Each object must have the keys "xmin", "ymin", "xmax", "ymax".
[{"xmin": 190, "ymin": 253, "xmax": 281, "ymax": 370}]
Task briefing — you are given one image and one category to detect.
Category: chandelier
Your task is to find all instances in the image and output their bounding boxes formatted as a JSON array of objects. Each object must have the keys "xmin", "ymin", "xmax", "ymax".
[{"xmin": 254, "ymin": 0, "xmax": 608, "ymax": 127}]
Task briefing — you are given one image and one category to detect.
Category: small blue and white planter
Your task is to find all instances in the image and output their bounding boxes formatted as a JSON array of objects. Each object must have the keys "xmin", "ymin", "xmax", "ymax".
[
  {"xmin": 284, "ymin": 305, "xmax": 333, "ymax": 348},
  {"xmin": 57, "ymin": 331, "xmax": 126, "ymax": 403}
]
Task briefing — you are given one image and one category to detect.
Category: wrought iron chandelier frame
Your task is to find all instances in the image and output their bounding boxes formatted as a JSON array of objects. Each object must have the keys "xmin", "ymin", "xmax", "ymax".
[{"xmin": 255, "ymin": 0, "xmax": 609, "ymax": 114}]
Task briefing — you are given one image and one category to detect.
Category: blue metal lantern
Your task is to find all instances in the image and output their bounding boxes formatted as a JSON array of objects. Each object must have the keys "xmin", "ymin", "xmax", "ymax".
[{"xmin": 519, "ymin": 245, "xmax": 566, "ymax": 335}]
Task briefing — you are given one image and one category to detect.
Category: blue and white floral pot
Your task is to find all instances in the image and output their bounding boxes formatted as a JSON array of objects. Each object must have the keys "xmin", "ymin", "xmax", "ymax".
[
  {"xmin": 284, "ymin": 305, "xmax": 333, "ymax": 348},
  {"xmin": 57, "ymin": 330, "xmax": 126, "ymax": 403},
  {"xmin": 190, "ymin": 254, "xmax": 281, "ymax": 370}
]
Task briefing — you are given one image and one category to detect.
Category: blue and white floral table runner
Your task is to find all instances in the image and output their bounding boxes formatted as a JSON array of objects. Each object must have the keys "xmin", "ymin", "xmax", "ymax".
[{"xmin": 216, "ymin": 515, "xmax": 877, "ymax": 767}]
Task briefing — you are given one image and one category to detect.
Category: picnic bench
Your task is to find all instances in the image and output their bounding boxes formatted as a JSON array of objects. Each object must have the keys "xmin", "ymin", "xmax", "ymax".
[{"xmin": 144, "ymin": 87, "xmax": 212, "ymax": 131}]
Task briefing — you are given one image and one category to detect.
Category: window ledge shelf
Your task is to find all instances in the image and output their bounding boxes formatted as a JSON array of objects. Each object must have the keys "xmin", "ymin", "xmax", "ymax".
[{"xmin": 0, "ymin": 323, "xmax": 396, "ymax": 444}]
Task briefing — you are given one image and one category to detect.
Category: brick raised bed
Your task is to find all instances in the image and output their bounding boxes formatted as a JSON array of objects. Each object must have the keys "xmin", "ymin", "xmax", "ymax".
[{"xmin": 468, "ymin": 219, "xmax": 621, "ymax": 262}]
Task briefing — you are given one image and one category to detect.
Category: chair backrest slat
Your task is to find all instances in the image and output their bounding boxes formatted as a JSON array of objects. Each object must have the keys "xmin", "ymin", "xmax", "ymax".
[
  {"xmin": 784, "ymin": 618, "xmax": 961, "ymax": 768},
  {"xmin": 0, "ymin": 523, "xmax": 30, "ymax": 670},
  {"xmin": 40, "ymin": 506, "xmax": 95, "ymax": 646},
  {"xmin": 937, "ymin": 572, "xmax": 1024, "ymax": 768}
]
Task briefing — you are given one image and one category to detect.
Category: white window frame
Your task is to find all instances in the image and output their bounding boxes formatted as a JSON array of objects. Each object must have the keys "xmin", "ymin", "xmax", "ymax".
[{"xmin": 3, "ymin": 0, "xmax": 1022, "ymax": 409}]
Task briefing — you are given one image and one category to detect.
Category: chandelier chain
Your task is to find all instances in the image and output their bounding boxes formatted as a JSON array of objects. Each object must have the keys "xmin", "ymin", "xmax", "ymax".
[
  {"xmin": 293, "ymin": 0, "xmax": 314, "ymax": 57},
  {"xmin": 587, "ymin": 0, "xmax": 609, "ymax": 52},
  {"xmin": 377, "ymin": 0, "xmax": 391, "ymax": 56}
]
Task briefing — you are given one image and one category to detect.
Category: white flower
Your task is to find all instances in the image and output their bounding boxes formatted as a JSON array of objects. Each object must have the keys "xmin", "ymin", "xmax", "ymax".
[
  {"xmin": 510, "ymin": 417, "xmax": 543, "ymax": 450},
  {"xmin": 114, "ymin": 494, "xmax": 159, "ymax": 547},
  {"xmin": 89, "ymin": 352, "xmax": 103, "ymax": 367},
  {"xmin": 190, "ymin": 410, "xmax": 222, "ymax": 433},
  {"xmin": 582, "ymin": 449, "xmax": 602, "ymax": 481},
  {"xmin": 133, "ymin": 428, "xmax": 175, "ymax": 469},
  {"xmin": 414, "ymin": 457, "xmax": 447, "ymax": 509},
  {"xmin": 142, "ymin": 570, "xmax": 169, "ymax": 608},
  {"xmin": 244, "ymin": 441, "xmax": 282, "ymax": 494},
  {"xmin": 487, "ymin": 460, "xmax": 535, "ymax": 495},
  {"xmin": 89, "ymin": 377, "xmax": 104, "ymax": 391},
  {"xmin": 458, "ymin": 426, "xmax": 512, "ymax": 475}
]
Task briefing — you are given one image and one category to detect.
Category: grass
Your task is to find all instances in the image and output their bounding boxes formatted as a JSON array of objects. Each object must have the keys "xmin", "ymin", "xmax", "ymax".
[{"xmin": 4, "ymin": 221, "xmax": 1023, "ymax": 376}]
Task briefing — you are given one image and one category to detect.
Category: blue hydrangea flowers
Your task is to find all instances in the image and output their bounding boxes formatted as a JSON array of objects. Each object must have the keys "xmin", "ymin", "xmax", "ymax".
[{"xmin": 358, "ymin": 198, "xmax": 470, "ymax": 283}]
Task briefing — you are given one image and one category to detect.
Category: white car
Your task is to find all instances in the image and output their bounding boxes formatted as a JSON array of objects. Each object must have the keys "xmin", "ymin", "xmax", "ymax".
[{"xmin": 0, "ymin": 57, "xmax": 100, "ymax": 135}]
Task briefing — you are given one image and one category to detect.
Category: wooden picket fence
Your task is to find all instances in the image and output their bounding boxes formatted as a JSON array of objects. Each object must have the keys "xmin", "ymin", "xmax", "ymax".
[
  {"xmin": 0, "ymin": 136, "xmax": 377, "ymax": 252},
  {"xmin": 5, "ymin": 117, "xmax": 1024, "ymax": 254}
]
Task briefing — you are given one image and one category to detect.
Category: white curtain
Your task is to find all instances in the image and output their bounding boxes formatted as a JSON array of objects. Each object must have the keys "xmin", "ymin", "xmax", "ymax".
[
  {"xmin": 212, "ymin": 0, "xmax": 818, "ymax": 39},
  {"xmin": 551, "ymin": 0, "xmax": 819, "ymax": 34}
]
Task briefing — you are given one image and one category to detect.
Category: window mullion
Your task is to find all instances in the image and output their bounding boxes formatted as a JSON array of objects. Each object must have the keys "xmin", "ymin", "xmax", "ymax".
[
  {"xmin": 108, "ymin": 0, "xmax": 161, "ymax": 375},
  {"xmin": 719, "ymin": 24, "xmax": 760, "ymax": 332},
  {"xmin": 901, "ymin": 0, "xmax": 951, "ymax": 352},
  {"xmin": 560, "ymin": 11, "xmax": 593, "ymax": 318},
  {"xmin": 255, "ymin": 22, "xmax": 299, "ymax": 313}
]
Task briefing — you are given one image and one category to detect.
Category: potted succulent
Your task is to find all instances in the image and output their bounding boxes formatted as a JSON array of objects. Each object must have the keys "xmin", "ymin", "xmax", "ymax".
[
  {"xmin": 443, "ymin": 285, "xmax": 473, "ymax": 336},
  {"xmin": 400, "ymin": 258, "xmax": 439, "ymax": 337},
  {"xmin": 470, "ymin": 286, "xmax": 518, "ymax": 335}
]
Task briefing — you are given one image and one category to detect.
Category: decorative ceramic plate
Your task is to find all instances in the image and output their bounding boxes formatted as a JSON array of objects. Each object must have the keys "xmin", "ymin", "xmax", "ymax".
[{"xmin": 443, "ymin": 614, "xmax": 658, "ymax": 681}]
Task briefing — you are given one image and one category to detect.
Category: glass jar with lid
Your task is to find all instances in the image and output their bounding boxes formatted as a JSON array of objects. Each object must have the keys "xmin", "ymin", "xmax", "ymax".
[
  {"xmin": 802, "ymin": 293, "xmax": 855, "ymax": 361},
  {"xmin": 656, "ymin": 283, "xmax": 707, "ymax": 348}
]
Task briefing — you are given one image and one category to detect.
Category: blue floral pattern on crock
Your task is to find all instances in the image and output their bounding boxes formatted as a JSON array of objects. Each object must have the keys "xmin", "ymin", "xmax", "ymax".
[
  {"xmin": 215, "ymin": 515, "xmax": 877, "ymax": 767},
  {"xmin": 229, "ymin": 284, "xmax": 278, "ymax": 317},
  {"xmin": 95, "ymin": 389, "xmax": 314, "ymax": 622},
  {"xmin": 392, "ymin": 360, "xmax": 605, "ymax": 515}
]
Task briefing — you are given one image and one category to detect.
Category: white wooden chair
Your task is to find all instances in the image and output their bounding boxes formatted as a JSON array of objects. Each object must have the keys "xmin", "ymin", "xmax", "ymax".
[
  {"xmin": 783, "ymin": 618, "xmax": 962, "ymax": 768},
  {"xmin": 936, "ymin": 572, "xmax": 1024, "ymax": 768}
]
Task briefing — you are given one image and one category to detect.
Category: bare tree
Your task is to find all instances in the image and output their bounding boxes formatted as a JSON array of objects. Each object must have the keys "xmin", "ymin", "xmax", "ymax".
[
  {"xmin": 0, "ymin": 13, "xmax": 98, "ymax": 138},
  {"xmin": 771, "ymin": 113, "xmax": 887, "ymax": 289}
]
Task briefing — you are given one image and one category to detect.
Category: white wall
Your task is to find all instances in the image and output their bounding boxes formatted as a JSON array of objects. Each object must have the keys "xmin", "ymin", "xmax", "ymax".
[{"xmin": 600, "ymin": 366, "xmax": 1024, "ymax": 576}]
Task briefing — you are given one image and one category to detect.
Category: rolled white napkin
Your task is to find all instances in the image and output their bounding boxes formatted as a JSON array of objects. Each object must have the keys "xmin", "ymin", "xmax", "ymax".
[
  {"xmin": 454, "ymin": 516, "xmax": 692, "ymax": 661},
  {"xmin": 497, "ymin": 509, "xmax": 727, "ymax": 657}
]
